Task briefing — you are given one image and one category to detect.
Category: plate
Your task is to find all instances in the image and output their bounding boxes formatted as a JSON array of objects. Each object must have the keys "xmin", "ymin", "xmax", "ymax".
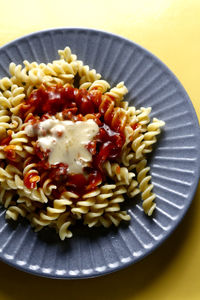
[{"xmin": 0, "ymin": 28, "xmax": 199, "ymax": 279}]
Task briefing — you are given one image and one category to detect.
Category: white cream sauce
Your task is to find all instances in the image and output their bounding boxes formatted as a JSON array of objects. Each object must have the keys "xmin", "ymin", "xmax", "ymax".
[{"xmin": 25, "ymin": 118, "xmax": 99, "ymax": 174}]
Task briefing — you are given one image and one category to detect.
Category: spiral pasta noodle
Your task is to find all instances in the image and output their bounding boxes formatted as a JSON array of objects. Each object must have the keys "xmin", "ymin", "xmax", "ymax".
[
  {"xmin": 58, "ymin": 46, "xmax": 77, "ymax": 63},
  {"xmin": 5, "ymin": 204, "xmax": 27, "ymax": 221},
  {"xmin": 136, "ymin": 159, "xmax": 156, "ymax": 216},
  {"xmin": 103, "ymin": 161, "xmax": 135, "ymax": 185},
  {"xmin": 32, "ymin": 192, "xmax": 77, "ymax": 227},
  {"xmin": 105, "ymin": 81, "xmax": 128, "ymax": 105},
  {"xmin": 77, "ymin": 60, "xmax": 101, "ymax": 85},
  {"xmin": 56, "ymin": 212, "xmax": 75, "ymax": 240},
  {"xmin": 142, "ymin": 117, "xmax": 165, "ymax": 154},
  {"xmin": 0, "ymin": 46, "xmax": 165, "ymax": 239},
  {"xmin": 83, "ymin": 184, "xmax": 120, "ymax": 227}
]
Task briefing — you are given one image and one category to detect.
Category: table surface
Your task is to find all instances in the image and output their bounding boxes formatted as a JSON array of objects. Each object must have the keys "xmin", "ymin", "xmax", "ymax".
[{"xmin": 0, "ymin": 0, "xmax": 199, "ymax": 299}]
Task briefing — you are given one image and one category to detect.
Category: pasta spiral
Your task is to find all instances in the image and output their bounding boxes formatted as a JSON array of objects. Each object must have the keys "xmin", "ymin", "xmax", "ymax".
[
  {"xmin": 105, "ymin": 81, "xmax": 128, "ymax": 105},
  {"xmin": 103, "ymin": 161, "xmax": 135, "ymax": 185},
  {"xmin": 71, "ymin": 189, "xmax": 100, "ymax": 217},
  {"xmin": 32, "ymin": 191, "xmax": 78, "ymax": 227},
  {"xmin": 99, "ymin": 210, "xmax": 131, "ymax": 228},
  {"xmin": 41, "ymin": 59, "xmax": 78, "ymax": 82},
  {"xmin": 0, "ymin": 186, "xmax": 15, "ymax": 208},
  {"xmin": 10, "ymin": 85, "xmax": 26, "ymax": 108},
  {"xmin": 0, "ymin": 76, "xmax": 14, "ymax": 91},
  {"xmin": 56, "ymin": 212, "xmax": 74, "ymax": 240},
  {"xmin": 136, "ymin": 107, "xmax": 151, "ymax": 132},
  {"xmin": 42, "ymin": 178, "xmax": 57, "ymax": 196},
  {"xmin": 83, "ymin": 184, "xmax": 117, "ymax": 227},
  {"xmin": 0, "ymin": 109, "xmax": 10, "ymax": 129},
  {"xmin": 5, "ymin": 204, "xmax": 27, "ymax": 221},
  {"xmin": 99, "ymin": 94, "xmax": 127, "ymax": 132},
  {"xmin": 142, "ymin": 118, "xmax": 165, "ymax": 154},
  {"xmin": 9, "ymin": 62, "xmax": 29, "ymax": 83},
  {"xmin": 136, "ymin": 159, "xmax": 156, "ymax": 216},
  {"xmin": 58, "ymin": 46, "xmax": 77, "ymax": 63},
  {"xmin": 77, "ymin": 60, "xmax": 101, "ymax": 84},
  {"xmin": 89, "ymin": 79, "xmax": 110, "ymax": 93},
  {"xmin": 131, "ymin": 125, "xmax": 146, "ymax": 159},
  {"xmin": 1, "ymin": 174, "xmax": 24, "ymax": 190},
  {"xmin": 0, "ymin": 91, "xmax": 11, "ymax": 109}
]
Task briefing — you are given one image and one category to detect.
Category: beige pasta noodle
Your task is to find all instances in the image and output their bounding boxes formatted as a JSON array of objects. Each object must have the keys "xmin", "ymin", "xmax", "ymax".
[
  {"xmin": 105, "ymin": 81, "xmax": 128, "ymax": 105},
  {"xmin": 142, "ymin": 117, "xmax": 165, "ymax": 154},
  {"xmin": 58, "ymin": 46, "xmax": 77, "ymax": 63},
  {"xmin": 136, "ymin": 159, "xmax": 156, "ymax": 216}
]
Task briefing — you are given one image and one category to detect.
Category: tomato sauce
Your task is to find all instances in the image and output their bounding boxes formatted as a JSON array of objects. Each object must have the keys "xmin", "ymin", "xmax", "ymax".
[
  {"xmin": 0, "ymin": 135, "xmax": 12, "ymax": 146},
  {"xmin": 24, "ymin": 172, "xmax": 40, "ymax": 189},
  {"xmin": 131, "ymin": 122, "xmax": 139, "ymax": 130},
  {"xmin": 20, "ymin": 84, "xmax": 100, "ymax": 117},
  {"xmin": 19, "ymin": 84, "xmax": 126, "ymax": 196}
]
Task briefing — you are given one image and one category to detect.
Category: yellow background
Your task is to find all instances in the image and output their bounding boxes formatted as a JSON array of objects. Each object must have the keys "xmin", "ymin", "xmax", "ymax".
[{"xmin": 0, "ymin": 0, "xmax": 200, "ymax": 299}]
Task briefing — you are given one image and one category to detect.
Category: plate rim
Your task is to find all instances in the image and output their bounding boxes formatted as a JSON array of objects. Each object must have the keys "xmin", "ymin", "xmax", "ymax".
[{"xmin": 0, "ymin": 27, "xmax": 199, "ymax": 279}]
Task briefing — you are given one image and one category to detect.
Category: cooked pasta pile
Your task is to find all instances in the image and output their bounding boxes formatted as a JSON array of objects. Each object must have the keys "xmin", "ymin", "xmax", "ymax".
[{"xmin": 0, "ymin": 47, "xmax": 165, "ymax": 240}]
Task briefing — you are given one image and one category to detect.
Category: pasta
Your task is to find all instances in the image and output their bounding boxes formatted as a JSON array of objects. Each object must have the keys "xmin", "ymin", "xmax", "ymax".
[{"xmin": 0, "ymin": 46, "xmax": 165, "ymax": 240}]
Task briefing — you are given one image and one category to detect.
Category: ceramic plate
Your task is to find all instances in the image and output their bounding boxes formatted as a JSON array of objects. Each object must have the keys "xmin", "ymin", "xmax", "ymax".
[{"xmin": 0, "ymin": 28, "xmax": 199, "ymax": 279}]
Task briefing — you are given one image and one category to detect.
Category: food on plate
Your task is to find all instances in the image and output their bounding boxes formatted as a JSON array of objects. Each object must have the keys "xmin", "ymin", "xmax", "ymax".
[{"xmin": 0, "ymin": 47, "xmax": 165, "ymax": 240}]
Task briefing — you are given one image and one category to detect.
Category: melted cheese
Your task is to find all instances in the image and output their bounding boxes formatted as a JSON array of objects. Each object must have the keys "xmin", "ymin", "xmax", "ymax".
[{"xmin": 25, "ymin": 118, "xmax": 99, "ymax": 174}]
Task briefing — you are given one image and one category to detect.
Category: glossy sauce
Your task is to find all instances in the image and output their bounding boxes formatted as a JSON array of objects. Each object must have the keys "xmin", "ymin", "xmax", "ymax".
[
  {"xmin": 20, "ymin": 84, "xmax": 101, "ymax": 117},
  {"xmin": 0, "ymin": 135, "xmax": 12, "ymax": 146}
]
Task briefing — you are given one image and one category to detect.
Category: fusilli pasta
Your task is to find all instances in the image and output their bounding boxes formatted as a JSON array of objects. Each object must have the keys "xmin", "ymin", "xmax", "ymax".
[{"xmin": 0, "ymin": 46, "xmax": 165, "ymax": 240}]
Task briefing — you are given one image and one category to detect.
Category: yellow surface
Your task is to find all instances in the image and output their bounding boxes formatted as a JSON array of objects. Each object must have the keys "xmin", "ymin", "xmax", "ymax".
[{"xmin": 0, "ymin": 0, "xmax": 200, "ymax": 299}]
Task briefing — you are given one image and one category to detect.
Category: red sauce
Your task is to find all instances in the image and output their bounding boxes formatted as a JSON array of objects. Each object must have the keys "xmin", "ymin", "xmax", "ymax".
[
  {"xmin": 19, "ymin": 84, "xmax": 127, "ymax": 197},
  {"xmin": 3, "ymin": 145, "xmax": 17, "ymax": 161},
  {"xmin": 131, "ymin": 122, "xmax": 139, "ymax": 130},
  {"xmin": 20, "ymin": 84, "xmax": 100, "ymax": 117},
  {"xmin": 67, "ymin": 170, "xmax": 102, "ymax": 195},
  {"xmin": 92, "ymin": 124, "xmax": 124, "ymax": 171},
  {"xmin": 0, "ymin": 135, "xmax": 12, "ymax": 146},
  {"xmin": 24, "ymin": 172, "xmax": 40, "ymax": 189}
]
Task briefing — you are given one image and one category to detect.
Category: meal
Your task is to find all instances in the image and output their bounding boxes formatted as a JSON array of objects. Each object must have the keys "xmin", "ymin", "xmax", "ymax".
[{"xmin": 0, "ymin": 47, "xmax": 165, "ymax": 240}]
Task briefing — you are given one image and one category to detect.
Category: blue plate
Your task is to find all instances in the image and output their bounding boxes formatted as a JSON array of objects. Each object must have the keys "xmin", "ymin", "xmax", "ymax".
[{"xmin": 0, "ymin": 28, "xmax": 199, "ymax": 279}]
